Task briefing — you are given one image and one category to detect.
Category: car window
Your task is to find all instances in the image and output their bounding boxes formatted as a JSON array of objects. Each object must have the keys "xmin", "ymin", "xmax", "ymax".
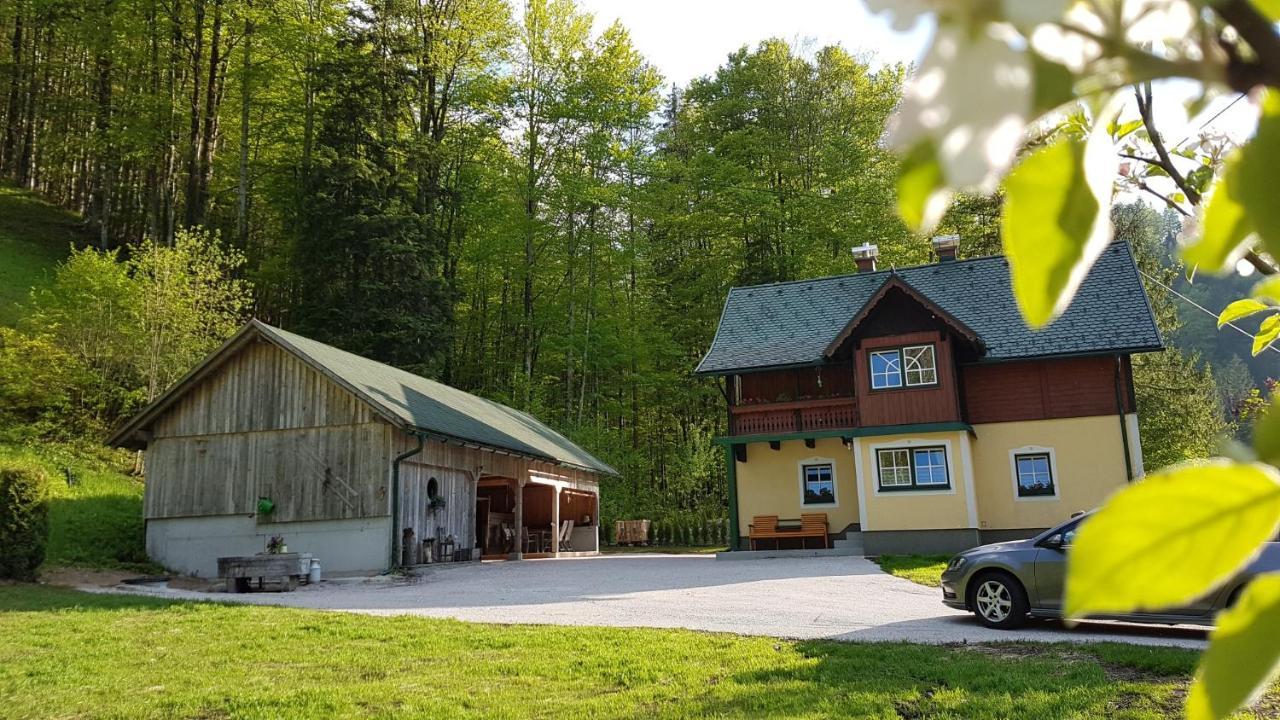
[{"xmin": 1061, "ymin": 528, "xmax": 1077, "ymax": 546}]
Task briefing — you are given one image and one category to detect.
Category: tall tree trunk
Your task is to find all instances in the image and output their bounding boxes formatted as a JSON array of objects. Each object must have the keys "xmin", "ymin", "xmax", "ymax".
[
  {"xmin": 1, "ymin": 7, "xmax": 24, "ymax": 176},
  {"xmin": 192, "ymin": 0, "xmax": 224, "ymax": 227},
  {"xmin": 90, "ymin": 0, "xmax": 114, "ymax": 248},
  {"xmin": 183, "ymin": 0, "xmax": 205, "ymax": 227},
  {"xmin": 236, "ymin": 2, "xmax": 252, "ymax": 247}
]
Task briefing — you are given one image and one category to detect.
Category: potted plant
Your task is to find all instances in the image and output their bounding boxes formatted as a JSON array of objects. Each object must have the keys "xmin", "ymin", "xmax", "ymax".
[
  {"xmin": 266, "ymin": 535, "xmax": 287, "ymax": 554},
  {"xmin": 428, "ymin": 495, "xmax": 447, "ymax": 514}
]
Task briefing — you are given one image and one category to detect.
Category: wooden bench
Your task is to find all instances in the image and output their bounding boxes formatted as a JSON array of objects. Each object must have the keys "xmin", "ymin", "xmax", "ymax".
[
  {"xmin": 218, "ymin": 553, "xmax": 303, "ymax": 593},
  {"xmin": 747, "ymin": 513, "xmax": 829, "ymax": 550}
]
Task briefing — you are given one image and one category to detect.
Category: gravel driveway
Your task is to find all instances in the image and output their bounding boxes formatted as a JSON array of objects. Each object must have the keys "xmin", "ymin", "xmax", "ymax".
[{"xmin": 110, "ymin": 554, "xmax": 1207, "ymax": 648}]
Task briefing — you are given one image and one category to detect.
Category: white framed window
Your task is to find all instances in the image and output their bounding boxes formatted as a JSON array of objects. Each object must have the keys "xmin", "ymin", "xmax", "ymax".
[
  {"xmin": 798, "ymin": 458, "xmax": 838, "ymax": 506},
  {"xmin": 913, "ymin": 448, "xmax": 949, "ymax": 486},
  {"xmin": 876, "ymin": 445, "xmax": 951, "ymax": 491},
  {"xmin": 876, "ymin": 449, "xmax": 912, "ymax": 488},
  {"xmin": 1009, "ymin": 446, "xmax": 1059, "ymax": 500},
  {"xmin": 869, "ymin": 344, "xmax": 936, "ymax": 390},
  {"xmin": 869, "ymin": 350, "xmax": 902, "ymax": 389},
  {"xmin": 903, "ymin": 345, "xmax": 937, "ymax": 386}
]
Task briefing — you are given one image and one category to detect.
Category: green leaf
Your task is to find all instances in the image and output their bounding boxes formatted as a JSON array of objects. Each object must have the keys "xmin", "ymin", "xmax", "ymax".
[
  {"xmin": 1001, "ymin": 129, "xmax": 1113, "ymax": 328},
  {"xmin": 1031, "ymin": 54, "xmax": 1076, "ymax": 116},
  {"xmin": 1236, "ymin": 91, "xmax": 1280, "ymax": 258},
  {"xmin": 1250, "ymin": 0, "xmax": 1280, "ymax": 21},
  {"xmin": 1253, "ymin": 277, "xmax": 1280, "ymax": 302},
  {"xmin": 1253, "ymin": 313, "xmax": 1280, "ymax": 356},
  {"xmin": 1184, "ymin": 149, "xmax": 1253, "ymax": 272},
  {"xmin": 1064, "ymin": 460, "xmax": 1280, "ymax": 618},
  {"xmin": 1186, "ymin": 574, "xmax": 1280, "ymax": 720},
  {"xmin": 1253, "ymin": 399, "xmax": 1280, "ymax": 466},
  {"xmin": 1218, "ymin": 298, "xmax": 1271, "ymax": 328},
  {"xmin": 896, "ymin": 140, "xmax": 951, "ymax": 234},
  {"xmin": 1109, "ymin": 118, "xmax": 1144, "ymax": 140}
]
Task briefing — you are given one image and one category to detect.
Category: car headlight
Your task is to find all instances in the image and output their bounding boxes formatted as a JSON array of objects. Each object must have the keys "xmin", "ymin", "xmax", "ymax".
[{"xmin": 946, "ymin": 556, "xmax": 968, "ymax": 572}]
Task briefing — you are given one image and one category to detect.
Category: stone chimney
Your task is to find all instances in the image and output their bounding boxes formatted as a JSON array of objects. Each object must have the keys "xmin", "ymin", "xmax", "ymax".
[
  {"xmin": 852, "ymin": 243, "xmax": 879, "ymax": 273},
  {"xmin": 932, "ymin": 234, "xmax": 959, "ymax": 262}
]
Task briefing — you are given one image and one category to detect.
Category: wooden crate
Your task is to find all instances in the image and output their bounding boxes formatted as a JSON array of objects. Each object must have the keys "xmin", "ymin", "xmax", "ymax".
[{"xmin": 614, "ymin": 519, "xmax": 650, "ymax": 546}]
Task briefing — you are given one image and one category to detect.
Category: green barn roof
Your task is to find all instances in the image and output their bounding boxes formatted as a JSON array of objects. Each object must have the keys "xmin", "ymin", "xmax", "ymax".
[
  {"xmin": 109, "ymin": 320, "xmax": 617, "ymax": 475},
  {"xmin": 695, "ymin": 242, "xmax": 1162, "ymax": 375}
]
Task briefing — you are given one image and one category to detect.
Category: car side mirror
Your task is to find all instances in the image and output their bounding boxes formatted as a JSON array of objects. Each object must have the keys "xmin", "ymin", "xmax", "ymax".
[{"xmin": 1041, "ymin": 533, "xmax": 1065, "ymax": 550}]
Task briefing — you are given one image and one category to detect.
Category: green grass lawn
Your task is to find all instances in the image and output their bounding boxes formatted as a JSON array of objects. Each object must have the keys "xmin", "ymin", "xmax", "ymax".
[
  {"xmin": 875, "ymin": 554, "xmax": 952, "ymax": 587},
  {"xmin": 602, "ymin": 544, "xmax": 726, "ymax": 555},
  {"xmin": 0, "ymin": 442, "xmax": 157, "ymax": 573},
  {"xmin": 0, "ymin": 184, "xmax": 84, "ymax": 327},
  {"xmin": 2, "ymin": 584, "xmax": 1256, "ymax": 719}
]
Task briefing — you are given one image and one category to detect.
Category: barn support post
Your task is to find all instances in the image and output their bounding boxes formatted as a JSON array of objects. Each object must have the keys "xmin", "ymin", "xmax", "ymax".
[
  {"xmin": 552, "ymin": 485, "xmax": 561, "ymax": 558},
  {"xmin": 514, "ymin": 477, "xmax": 525, "ymax": 560},
  {"xmin": 390, "ymin": 432, "xmax": 425, "ymax": 571}
]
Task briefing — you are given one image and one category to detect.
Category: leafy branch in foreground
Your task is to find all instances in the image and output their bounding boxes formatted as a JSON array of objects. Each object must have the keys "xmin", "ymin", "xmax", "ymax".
[{"xmin": 863, "ymin": 1, "xmax": 1280, "ymax": 716}]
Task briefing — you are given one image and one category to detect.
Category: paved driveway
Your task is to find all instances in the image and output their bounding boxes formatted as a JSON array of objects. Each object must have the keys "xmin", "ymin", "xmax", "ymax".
[{"xmin": 115, "ymin": 554, "xmax": 1207, "ymax": 648}]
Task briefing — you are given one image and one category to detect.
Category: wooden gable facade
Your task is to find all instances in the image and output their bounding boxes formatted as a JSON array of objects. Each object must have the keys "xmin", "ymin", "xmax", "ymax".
[
  {"xmin": 724, "ymin": 277, "xmax": 1136, "ymax": 438},
  {"xmin": 143, "ymin": 337, "xmax": 392, "ymax": 523}
]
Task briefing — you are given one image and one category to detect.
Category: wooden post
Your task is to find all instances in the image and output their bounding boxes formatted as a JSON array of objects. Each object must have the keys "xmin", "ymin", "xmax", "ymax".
[
  {"xmin": 593, "ymin": 491, "xmax": 600, "ymax": 553},
  {"xmin": 514, "ymin": 477, "xmax": 524, "ymax": 560},
  {"xmin": 552, "ymin": 485, "xmax": 561, "ymax": 558}
]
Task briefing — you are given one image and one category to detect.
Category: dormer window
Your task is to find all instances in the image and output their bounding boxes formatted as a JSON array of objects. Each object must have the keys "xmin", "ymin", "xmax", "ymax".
[{"xmin": 869, "ymin": 344, "xmax": 937, "ymax": 390}]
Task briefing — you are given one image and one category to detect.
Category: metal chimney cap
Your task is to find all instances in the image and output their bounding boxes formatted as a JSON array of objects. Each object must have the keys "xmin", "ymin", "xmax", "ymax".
[
  {"xmin": 852, "ymin": 243, "xmax": 880, "ymax": 259},
  {"xmin": 931, "ymin": 234, "xmax": 960, "ymax": 250}
]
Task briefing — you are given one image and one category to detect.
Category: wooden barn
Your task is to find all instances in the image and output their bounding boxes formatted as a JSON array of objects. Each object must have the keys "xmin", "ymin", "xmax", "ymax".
[{"xmin": 107, "ymin": 320, "xmax": 616, "ymax": 578}]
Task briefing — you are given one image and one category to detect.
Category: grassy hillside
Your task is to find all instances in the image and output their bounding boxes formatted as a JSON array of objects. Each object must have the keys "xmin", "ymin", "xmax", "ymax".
[
  {"xmin": 0, "ymin": 442, "xmax": 155, "ymax": 573},
  {"xmin": 0, "ymin": 185, "xmax": 85, "ymax": 327}
]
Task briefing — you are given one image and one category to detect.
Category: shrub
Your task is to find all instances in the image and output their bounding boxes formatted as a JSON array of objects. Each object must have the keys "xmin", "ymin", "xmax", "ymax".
[{"xmin": 0, "ymin": 462, "xmax": 50, "ymax": 579}]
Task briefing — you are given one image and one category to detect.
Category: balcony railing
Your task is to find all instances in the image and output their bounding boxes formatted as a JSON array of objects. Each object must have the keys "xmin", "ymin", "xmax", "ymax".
[{"xmin": 730, "ymin": 397, "xmax": 857, "ymax": 436}]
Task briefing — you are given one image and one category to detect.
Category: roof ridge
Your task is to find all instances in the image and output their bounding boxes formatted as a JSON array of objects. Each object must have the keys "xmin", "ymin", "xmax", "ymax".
[{"xmin": 729, "ymin": 252, "xmax": 1011, "ymax": 293}]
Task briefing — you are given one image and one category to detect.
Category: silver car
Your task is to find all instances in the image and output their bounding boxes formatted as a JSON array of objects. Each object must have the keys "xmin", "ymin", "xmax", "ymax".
[{"xmin": 940, "ymin": 512, "xmax": 1280, "ymax": 629}]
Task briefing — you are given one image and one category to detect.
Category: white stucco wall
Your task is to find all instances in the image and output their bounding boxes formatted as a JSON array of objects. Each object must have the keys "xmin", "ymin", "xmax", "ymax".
[{"xmin": 147, "ymin": 515, "xmax": 392, "ymax": 578}]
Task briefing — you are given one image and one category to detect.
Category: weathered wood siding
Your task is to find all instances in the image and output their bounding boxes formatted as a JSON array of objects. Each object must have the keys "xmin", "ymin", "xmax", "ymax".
[
  {"xmin": 152, "ymin": 339, "xmax": 376, "ymax": 439},
  {"xmin": 144, "ymin": 340, "xmax": 392, "ymax": 521},
  {"xmin": 145, "ymin": 423, "xmax": 391, "ymax": 521},
  {"xmin": 961, "ymin": 355, "xmax": 1131, "ymax": 424},
  {"xmin": 399, "ymin": 461, "xmax": 474, "ymax": 552},
  {"xmin": 854, "ymin": 331, "xmax": 962, "ymax": 426}
]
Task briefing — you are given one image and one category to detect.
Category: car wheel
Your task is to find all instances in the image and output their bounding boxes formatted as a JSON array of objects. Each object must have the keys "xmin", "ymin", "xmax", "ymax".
[{"xmin": 970, "ymin": 573, "xmax": 1029, "ymax": 630}]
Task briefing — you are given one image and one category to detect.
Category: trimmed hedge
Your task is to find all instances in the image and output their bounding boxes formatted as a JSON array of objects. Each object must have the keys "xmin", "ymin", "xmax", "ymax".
[{"xmin": 0, "ymin": 462, "xmax": 49, "ymax": 580}]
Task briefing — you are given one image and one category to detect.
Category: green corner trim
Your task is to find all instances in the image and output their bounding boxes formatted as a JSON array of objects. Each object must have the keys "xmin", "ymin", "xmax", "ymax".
[
  {"xmin": 713, "ymin": 421, "xmax": 973, "ymax": 446},
  {"xmin": 724, "ymin": 445, "xmax": 740, "ymax": 551}
]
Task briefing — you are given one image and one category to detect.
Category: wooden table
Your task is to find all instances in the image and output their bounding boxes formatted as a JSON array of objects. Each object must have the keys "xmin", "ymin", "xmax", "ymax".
[{"xmin": 218, "ymin": 553, "xmax": 303, "ymax": 593}]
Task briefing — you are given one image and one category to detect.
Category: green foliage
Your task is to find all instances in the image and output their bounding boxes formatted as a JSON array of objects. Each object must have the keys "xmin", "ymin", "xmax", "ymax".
[
  {"xmin": 0, "ymin": 442, "xmax": 153, "ymax": 572},
  {"xmin": 1001, "ymin": 135, "xmax": 1111, "ymax": 328},
  {"xmin": 0, "ymin": 584, "xmax": 1226, "ymax": 718},
  {"xmin": 0, "ymin": 459, "xmax": 49, "ymax": 580},
  {"xmin": 3, "ymin": 229, "xmax": 251, "ymax": 440},
  {"xmin": 874, "ymin": 555, "xmax": 950, "ymax": 587},
  {"xmin": 1234, "ymin": 93, "xmax": 1280, "ymax": 259},
  {"xmin": 0, "ymin": 185, "xmax": 85, "ymax": 327},
  {"xmin": 1187, "ymin": 151, "xmax": 1252, "ymax": 272},
  {"xmin": 1188, "ymin": 574, "xmax": 1280, "ymax": 720},
  {"xmin": 1065, "ymin": 461, "xmax": 1280, "ymax": 617},
  {"xmin": 896, "ymin": 140, "xmax": 949, "ymax": 233}
]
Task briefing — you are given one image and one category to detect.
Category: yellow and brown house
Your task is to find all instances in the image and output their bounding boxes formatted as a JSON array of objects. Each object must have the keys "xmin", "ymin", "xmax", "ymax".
[{"xmin": 696, "ymin": 238, "xmax": 1161, "ymax": 555}]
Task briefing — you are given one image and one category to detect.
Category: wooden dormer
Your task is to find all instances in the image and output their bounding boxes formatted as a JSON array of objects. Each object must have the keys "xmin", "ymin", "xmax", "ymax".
[{"xmin": 826, "ymin": 275, "xmax": 982, "ymax": 428}]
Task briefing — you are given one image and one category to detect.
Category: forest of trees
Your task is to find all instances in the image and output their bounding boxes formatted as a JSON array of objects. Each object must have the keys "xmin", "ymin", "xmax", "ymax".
[{"xmin": 0, "ymin": 0, "xmax": 1250, "ymax": 525}]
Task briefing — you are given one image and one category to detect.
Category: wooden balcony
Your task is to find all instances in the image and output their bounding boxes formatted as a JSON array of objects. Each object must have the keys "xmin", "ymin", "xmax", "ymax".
[{"xmin": 729, "ymin": 397, "xmax": 857, "ymax": 437}]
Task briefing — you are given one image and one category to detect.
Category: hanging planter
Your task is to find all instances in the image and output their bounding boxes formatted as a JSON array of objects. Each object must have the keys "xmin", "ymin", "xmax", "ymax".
[
  {"xmin": 257, "ymin": 497, "xmax": 275, "ymax": 516},
  {"xmin": 428, "ymin": 495, "xmax": 447, "ymax": 514}
]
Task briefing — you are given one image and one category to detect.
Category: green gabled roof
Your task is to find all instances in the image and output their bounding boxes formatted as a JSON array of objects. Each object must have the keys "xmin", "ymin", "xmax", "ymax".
[
  {"xmin": 695, "ymin": 242, "xmax": 1162, "ymax": 375},
  {"xmin": 109, "ymin": 320, "xmax": 617, "ymax": 476}
]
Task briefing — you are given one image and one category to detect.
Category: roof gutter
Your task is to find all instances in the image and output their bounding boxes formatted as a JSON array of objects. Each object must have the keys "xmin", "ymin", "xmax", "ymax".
[{"xmin": 389, "ymin": 432, "xmax": 425, "ymax": 571}]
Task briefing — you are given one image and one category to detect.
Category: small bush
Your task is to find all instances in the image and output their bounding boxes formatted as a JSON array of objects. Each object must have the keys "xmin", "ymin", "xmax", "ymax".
[{"xmin": 0, "ymin": 462, "xmax": 50, "ymax": 579}]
